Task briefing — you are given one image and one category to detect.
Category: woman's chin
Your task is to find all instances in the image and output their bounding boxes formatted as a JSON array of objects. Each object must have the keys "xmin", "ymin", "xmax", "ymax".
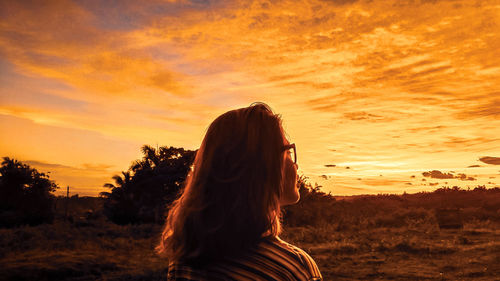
[
  {"xmin": 280, "ymin": 194, "xmax": 300, "ymax": 206},
  {"xmin": 293, "ymin": 193, "xmax": 300, "ymax": 204}
]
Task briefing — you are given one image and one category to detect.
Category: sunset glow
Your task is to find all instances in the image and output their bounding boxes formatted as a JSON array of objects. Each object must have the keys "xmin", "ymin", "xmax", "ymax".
[{"xmin": 1, "ymin": 0, "xmax": 499, "ymax": 196}]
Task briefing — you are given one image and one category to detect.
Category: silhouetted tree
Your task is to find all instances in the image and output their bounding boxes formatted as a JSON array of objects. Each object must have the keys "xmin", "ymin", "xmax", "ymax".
[
  {"xmin": 0, "ymin": 157, "xmax": 59, "ymax": 227},
  {"xmin": 99, "ymin": 171, "xmax": 136, "ymax": 224},
  {"xmin": 100, "ymin": 145, "xmax": 196, "ymax": 224}
]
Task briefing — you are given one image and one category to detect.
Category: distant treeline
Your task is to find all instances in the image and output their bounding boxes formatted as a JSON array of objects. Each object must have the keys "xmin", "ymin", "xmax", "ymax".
[
  {"xmin": 284, "ymin": 181, "xmax": 500, "ymax": 229},
  {"xmin": 2, "ymin": 146, "xmax": 499, "ymax": 229},
  {"xmin": 56, "ymin": 177, "xmax": 500, "ymax": 231}
]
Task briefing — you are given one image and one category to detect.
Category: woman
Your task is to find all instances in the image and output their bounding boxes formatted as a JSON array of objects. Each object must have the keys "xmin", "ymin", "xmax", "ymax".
[{"xmin": 157, "ymin": 102, "xmax": 322, "ymax": 281}]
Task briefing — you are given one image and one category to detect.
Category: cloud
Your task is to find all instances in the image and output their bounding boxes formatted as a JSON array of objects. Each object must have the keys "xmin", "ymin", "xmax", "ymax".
[
  {"xmin": 0, "ymin": 0, "xmax": 192, "ymax": 103},
  {"xmin": 467, "ymin": 165, "xmax": 481, "ymax": 168},
  {"xmin": 442, "ymin": 137, "xmax": 496, "ymax": 149},
  {"xmin": 422, "ymin": 170, "xmax": 476, "ymax": 181},
  {"xmin": 406, "ymin": 125, "xmax": 445, "ymax": 133},
  {"xmin": 343, "ymin": 111, "xmax": 385, "ymax": 121},
  {"xmin": 19, "ymin": 159, "xmax": 122, "ymax": 196},
  {"xmin": 0, "ymin": 65, "xmax": 88, "ymax": 114},
  {"xmin": 365, "ymin": 58, "xmax": 452, "ymax": 88},
  {"xmin": 1, "ymin": 0, "xmax": 500, "ymax": 197},
  {"xmin": 25, "ymin": 160, "xmax": 114, "ymax": 173},
  {"xmin": 457, "ymin": 96, "xmax": 500, "ymax": 119},
  {"xmin": 422, "ymin": 170, "xmax": 454, "ymax": 179},
  {"xmin": 479, "ymin": 156, "xmax": 500, "ymax": 165},
  {"xmin": 81, "ymin": 163, "xmax": 114, "ymax": 171},
  {"xmin": 361, "ymin": 178, "xmax": 407, "ymax": 186},
  {"xmin": 319, "ymin": 0, "xmax": 359, "ymax": 5},
  {"xmin": 455, "ymin": 173, "xmax": 476, "ymax": 181},
  {"xmin": 24, "ymin": 160, "xmax": 72, "ymax": 171}
]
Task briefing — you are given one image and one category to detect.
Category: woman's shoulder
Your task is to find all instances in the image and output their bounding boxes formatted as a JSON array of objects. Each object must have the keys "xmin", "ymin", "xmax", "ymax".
[
  {"xmin": 167, "ymin": 237, "xmax": 322, "ymax": 281},
  {"xmin": 259, "ymin": 236, "xmax": 322, "ymax": 280}
]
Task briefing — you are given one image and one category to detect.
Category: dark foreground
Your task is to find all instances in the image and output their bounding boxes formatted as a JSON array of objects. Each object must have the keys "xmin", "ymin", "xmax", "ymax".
[{"xmin": 1, "ymin": 218, "xmax": 499, "ymax": 281}]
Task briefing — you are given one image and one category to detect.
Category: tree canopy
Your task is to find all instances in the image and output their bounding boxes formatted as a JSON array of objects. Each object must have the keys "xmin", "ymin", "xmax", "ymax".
[
  {"xmin": 0, "ymin": 157, "xmax": 59, "ymax": 227},
  {"xmin": 100, "ymin": 145, "xmax": 196, "ymax": 224}
]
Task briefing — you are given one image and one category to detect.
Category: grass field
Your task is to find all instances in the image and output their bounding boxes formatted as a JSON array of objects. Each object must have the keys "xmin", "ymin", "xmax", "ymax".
[
  {"xmin": 283, "ymin": 222, "xmax": 500, "ymax": 280},
  {"xmin": 1, "ymin": 216, "xmax": 499, "ymax": 280},
  {"xmin": 2, "ymin": 188, "xmax": 500, "ymax": 280}
]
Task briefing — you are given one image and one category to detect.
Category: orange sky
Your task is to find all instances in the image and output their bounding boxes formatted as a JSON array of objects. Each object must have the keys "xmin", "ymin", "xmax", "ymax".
[{"xmin": 1, "ymin": 0, "xmax": 499, "ymax": 196}]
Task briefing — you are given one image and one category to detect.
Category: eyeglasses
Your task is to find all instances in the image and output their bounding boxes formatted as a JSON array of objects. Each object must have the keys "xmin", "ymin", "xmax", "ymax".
[{"xmin": 283, "ymin": 143, "xmax": 297, "ymax": 165}]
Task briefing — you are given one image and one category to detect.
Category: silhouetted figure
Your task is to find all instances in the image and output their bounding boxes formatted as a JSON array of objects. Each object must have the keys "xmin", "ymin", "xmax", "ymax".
[{"xmin": 157, "ymin": 102, "xmax": 322, "ymax": 280}]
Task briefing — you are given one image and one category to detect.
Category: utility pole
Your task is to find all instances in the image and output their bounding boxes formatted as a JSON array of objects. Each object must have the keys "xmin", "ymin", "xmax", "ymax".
[{"xmin": 64, "ymin": 186, "xmax": 70, "ymax": 221}]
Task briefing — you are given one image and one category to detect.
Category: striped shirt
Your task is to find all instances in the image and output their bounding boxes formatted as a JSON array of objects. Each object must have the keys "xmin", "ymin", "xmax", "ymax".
[{"xmin": 167, "ymin": 236, "xmax": 322, "ymax": 281}]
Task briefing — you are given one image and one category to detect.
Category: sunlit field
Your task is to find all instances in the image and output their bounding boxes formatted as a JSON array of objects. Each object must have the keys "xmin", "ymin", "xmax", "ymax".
[
  {"xmin": 1, "ymin": 188, "xmax": 499, "ymax": 281},
  {"xmin": 284, "ymin": 222, "xmax": 500, "ymax": 280}
]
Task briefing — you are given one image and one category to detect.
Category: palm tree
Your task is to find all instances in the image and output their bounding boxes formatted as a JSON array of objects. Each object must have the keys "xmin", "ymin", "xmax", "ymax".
[
  {"xmin": 130, "ymin": 145, "xmax": 160, "ymax": 173},
  {"xmin": 101, "ymin": 145, "xmax": 197, "ymax": 224},
  {"xmin": 100, "ymin": 171, "xmax": 138, "ymax": 224},
  {"xmin": 99, "ymin": 171, "xmax": 132, "ymax": 197}
]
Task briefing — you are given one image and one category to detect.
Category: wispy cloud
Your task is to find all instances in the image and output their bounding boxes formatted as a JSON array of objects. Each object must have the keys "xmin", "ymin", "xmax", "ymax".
[
  {"xmin": 23, "ymin": 159, "xmax": 119, "ymax": 196},
  {"xmin": 1, "ymin": 0, "xmax": 499, "ymax": 195}
]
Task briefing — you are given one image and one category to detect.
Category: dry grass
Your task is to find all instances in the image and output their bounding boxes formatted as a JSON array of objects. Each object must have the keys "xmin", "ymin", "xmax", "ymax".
[
  {"xmin": 282, "ymin": 221, "xmax": 500, "ymax": 280},
  {"xmin": 2, "ymin": 189, "xmax": 500, "ymax": 280},
  {"xmin": 0, "ymin": 219, "xmax": 167, "ymax": 281},
  {"xmin": 1, "ymin": 219, "xmax": 499, "ymax": 280}
]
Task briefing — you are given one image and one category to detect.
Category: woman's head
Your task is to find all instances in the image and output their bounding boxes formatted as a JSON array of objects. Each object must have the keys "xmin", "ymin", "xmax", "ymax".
[{"xmin": 157, "ymin": 102, "xmax": 299, "ymax": 263}]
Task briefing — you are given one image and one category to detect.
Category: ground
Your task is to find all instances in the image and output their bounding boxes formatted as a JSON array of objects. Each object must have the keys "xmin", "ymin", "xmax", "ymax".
[{"xmin": 1, "ymin": 218, "xmax": 499, "ymax": 280}]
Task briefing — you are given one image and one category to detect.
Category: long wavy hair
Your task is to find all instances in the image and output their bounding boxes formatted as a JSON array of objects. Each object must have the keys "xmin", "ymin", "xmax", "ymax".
[{"xmin": 157, "ymin": 102, "xmax": 288, "ymax": 264}]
